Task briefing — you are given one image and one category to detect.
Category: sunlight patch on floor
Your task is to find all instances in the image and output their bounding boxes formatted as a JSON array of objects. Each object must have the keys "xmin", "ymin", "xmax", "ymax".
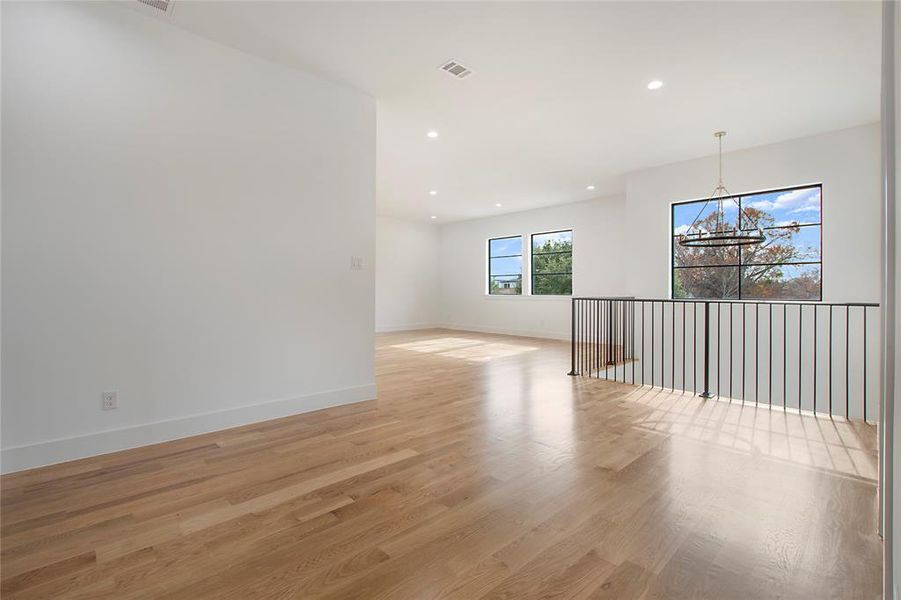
[
  {"xmin": 619, "ymin": 385, "xmax": 877, "ymax": 481},
  {"xmin": 390, "ymin": 337, "xmax": 540, "ymax": 362}
]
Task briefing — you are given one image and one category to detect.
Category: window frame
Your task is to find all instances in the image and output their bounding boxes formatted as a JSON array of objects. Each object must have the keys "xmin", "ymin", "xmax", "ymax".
[
  {"xmin": 487, "ymin": 234, "xmax": 524, "ymax": 296},
  {"xmin": 530, "ymin": 229, "xmax": 573, "ymax": 297},
  {"xmin": 670, "ymin": 183, "xmax": 823, "ymax": 301}
]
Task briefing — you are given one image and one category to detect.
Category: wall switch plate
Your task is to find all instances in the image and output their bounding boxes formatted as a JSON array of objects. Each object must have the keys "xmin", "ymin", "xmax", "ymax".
[{"xmin": 102, "ymin": 390, "xmax": 118, "ymax": 410}]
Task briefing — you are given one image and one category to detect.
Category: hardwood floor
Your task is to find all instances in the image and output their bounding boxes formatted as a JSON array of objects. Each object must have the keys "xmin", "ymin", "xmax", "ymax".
[{"xmin": 0, "ymin": 329, "xmax": 882, "ymax": 599}]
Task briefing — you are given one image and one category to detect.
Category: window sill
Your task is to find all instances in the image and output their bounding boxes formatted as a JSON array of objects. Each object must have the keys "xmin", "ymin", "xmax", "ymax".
[{"xmin": 484, "ymin": 294, "xmax": 571, "ymax": 300}]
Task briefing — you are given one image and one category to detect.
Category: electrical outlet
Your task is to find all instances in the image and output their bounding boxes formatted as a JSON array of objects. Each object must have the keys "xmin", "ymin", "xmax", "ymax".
[{"xmin": 102, "ymin": 391, "xmax": 118, "ymax": 410}]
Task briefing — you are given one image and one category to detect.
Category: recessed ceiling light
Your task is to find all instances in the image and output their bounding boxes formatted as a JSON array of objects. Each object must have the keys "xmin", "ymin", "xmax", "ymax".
[
  {"xmin": 430, "ymin": 215, "xmax": 437, "ymax": 220},
  {"xmin": 495, "ymin": 203, "xmax": 502, "ymax": 207},
  {"xmin": 426, "ymin": 130, "xmax": 439, "ymax": 139},
  {"xmin": 647, "ymin": 80, "xmax": 663, "ymax": 90},
  {"xmin": 586, "ymin": 185, "xmax": 596, "ymax": 191},
  {"xmin": 429, "ymin": 190, "xmax": 438, "ymax": 196}
]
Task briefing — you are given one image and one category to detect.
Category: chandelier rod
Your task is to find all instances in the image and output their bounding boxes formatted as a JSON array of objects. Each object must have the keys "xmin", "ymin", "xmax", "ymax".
[
  {"xmin": 715, "ymin": 131, "xmax": 727, "ymax": 230},
  {"xmin": 717, "ymin": 131, "xmax": 725, "ymax": 188}
]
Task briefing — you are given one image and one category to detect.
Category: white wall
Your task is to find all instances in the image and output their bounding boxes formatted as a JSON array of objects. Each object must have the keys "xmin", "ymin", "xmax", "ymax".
[
  {"xmin": 892, "ymin": 3, "xmax": 900, "ymax": 596},
  {"xmin": 375, "ymin": 216, "xmax": 439, "ymax": 331},
  {"xmin": 438, "ymin": 196, "xmax": 628, "ymax": 339},
  {"xmin": 626, "ymin": 123, "xmax": 881, "ymax": 302},
  {"xmin": 1, "ymin": 2, "xmax": 376, "ymax": 472},
  {"xmin": 438, "ymin": 123, "xmax": 880, "ymax": 342}
]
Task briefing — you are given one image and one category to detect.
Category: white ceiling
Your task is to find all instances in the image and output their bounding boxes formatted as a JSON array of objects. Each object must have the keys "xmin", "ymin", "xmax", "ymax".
[{"xmin": 151, "ymin": 1, "xmax": 880, "ymax": 222}]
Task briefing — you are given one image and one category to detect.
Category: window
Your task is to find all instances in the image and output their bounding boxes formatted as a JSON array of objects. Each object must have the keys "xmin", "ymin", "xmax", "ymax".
[
  {"xmin": 672, "ymin": 184, "xmax": 822, "ymax": 300},
  {"xmin": 531, "ymin": 230, "xmax": 573, "ymax": 295},
  {"xmin": 488, "ymin": 236, "xmax": 523, "ymax": 295}
]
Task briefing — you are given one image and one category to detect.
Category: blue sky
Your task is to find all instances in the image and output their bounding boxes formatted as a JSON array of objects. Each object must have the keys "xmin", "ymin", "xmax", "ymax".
[
  {"xmin": 673, "ymin": 200, "xmax": 739, "ymax": 234},
  {"xmin": 489, "ymin": 236, "xmax": 522, "ymax": 257},
  {"xmin": 673, "ymin": 185, "xmax": 821, "ymax": 234},
  {"xmin": 490, "ymin": 256, "xmax": 522, "ymax": 276}
]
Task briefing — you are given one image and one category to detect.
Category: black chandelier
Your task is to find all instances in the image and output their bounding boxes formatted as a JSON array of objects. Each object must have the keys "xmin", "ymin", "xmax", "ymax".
[{"xmin": 677, "ymin": 131, "xmax": 765, "ymax": 248}]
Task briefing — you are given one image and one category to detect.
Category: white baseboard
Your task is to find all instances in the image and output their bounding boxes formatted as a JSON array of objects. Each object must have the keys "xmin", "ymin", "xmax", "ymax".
[
  {"xmin": 0, "ymin": 383, "xmax": 377, "ymax": 474},
  {"xmin": 438, "ymin": 323, "xmax": 570, "ymax": 341},
  {"xmin": 375, "ymin": 323, "xmax": 439, "ymax": 332}
]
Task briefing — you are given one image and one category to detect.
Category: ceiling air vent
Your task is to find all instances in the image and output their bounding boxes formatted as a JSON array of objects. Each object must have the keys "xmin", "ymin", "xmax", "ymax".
[
  {"xmin": 137, "ymin": 0, "xmax": 173, "ymax": 13},
  {"xmin": 439, "ymin": 60, "xmax": 472, "ymax": 79}
]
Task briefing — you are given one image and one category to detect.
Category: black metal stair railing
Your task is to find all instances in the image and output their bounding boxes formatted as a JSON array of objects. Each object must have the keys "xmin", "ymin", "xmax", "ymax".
[{"xmin": 568, "ymin": 297, "xmax": 880, "ymax": 422}]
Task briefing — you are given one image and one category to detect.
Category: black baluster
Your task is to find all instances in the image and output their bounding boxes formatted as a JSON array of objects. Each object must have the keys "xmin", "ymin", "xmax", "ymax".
[
  {"xmin": 671, "ymin": 302, "xmax": 675, "ymax": 391},
  {"xmin": 607, "ymin": 300, "xmax": 614, "ymax": 368},
  {"xmin": 845, "ymin": 305, "xmax": 850, "ymax": 419},
  {"xmin": 595, "ymin": 299, "xmax": 600, "ymax": 375},
  {"xmin": 717, "ymin": 304, "xmax": 721, "ymax": 397},
  {"xmin": 619, "ymin": 300, "xmax": 627, "ymax": 383},
  {"xmin": 658, "ymin": 300, "xmax": 663, "ymax": 388},
  {"xmin": 782, "ymin": 304, "xmax": 788, "ymax": 410},
  {"xmin": 611, "ymin": 301, "xmax": 616, "ymax": 381},
  {"xmin": 798, "ymin": 305, "xmax": 803, "ymax": 414},
  {"xmin": 600, "ymin": 299, "xmax": 604, "ymax": 377},
  {"xmin": 569, "ymin": 298, "xmax": 576, "ymax": 376},
  {"xmin": 596, "ymin": 300, "xmax": 601, "ymax": 378},
  {"xmin": 864, "ymin": 306, "xmax": 868, "ymax": 422},
  {"xmin": 617, "ymin": 300, "xmax": 622, "ymax": 381},
  {"xmin": 755, "ymin": 303, "xmax": 759, "ymax": 406},
  {"xmin": 682, "ymin": 303, "xmax": 686, "ymax": 393},
  {"xmin": 587, "ymin": 299, "xmax": 592, "ymax": 378},
  {"xmin": 694, "ymin": 302, "xmax": 698, "ymax": 394},
  {"xmin": 701, "ymin": 301, "xmax": 712, "ymax": 398},
  {"xmin": 583, "ymin": 299, "xmax": 588, "ymax": 377},
  {"xmin": 605, "ymin": 299, "xmax": 610, "ymax": 379},
  {"xmin": 813, "ymin": 305, "xmax": 818, "ymax": 415},
  {"xmin": 576, "ymin": 299, "xmax": 580, "ymax": 376},
  {"xmin": 729, "ymin": 303, "xmax": 733, "ymax": 401},
  {"xmin": 829, "ymin": 305, "xmax": 833, "ymax": 416},
  {"xmin": 651, "ymin": 301, "xmax": 655, "ymax": 388},
  {"xmin": 606, "ymin": 299, "xmax": 610, "ymax": 378},
  {"xmin": 742, "ymin": 303, "xmax": 746, "ymax": 402},
  {"xmin": 579, "ymin": 301, "xmax": 585, "ymax": 375},
  {"xmin": 586, "ymin": 300, "xmax": 592, "ymax": 378},
  {"xmin": 631, "ymin": 301, "xmax": 636, "ymax": 384},
  {"xmin": 641, "ymin": 301, "xmax": 646, "ymax": 386},
  {"xmin": 768, "ymin": 303, "xmax": 773, "ymax": 407},
  {"xmin": 599, "ymin": 299, "xmax": 603, "ymax": 377}
]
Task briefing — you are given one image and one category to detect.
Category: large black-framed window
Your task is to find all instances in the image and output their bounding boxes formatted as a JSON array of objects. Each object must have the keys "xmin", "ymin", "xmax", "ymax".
[
  {"xmin": 488, "ymin": 236, "xmax": 523, "ymax": 295},
  {"xmin": 671, "ymin": 184, "xmax": 822, "ymax": 301},
  {"xmin": 531, "ymin": 230, "xmax": 573, "ymax": 296}
]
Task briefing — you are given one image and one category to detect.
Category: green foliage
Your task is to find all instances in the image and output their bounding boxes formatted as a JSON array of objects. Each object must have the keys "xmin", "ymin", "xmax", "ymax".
[{"xmin": 532, "ymin": 239, "xmax": 572, "ymax": 295}]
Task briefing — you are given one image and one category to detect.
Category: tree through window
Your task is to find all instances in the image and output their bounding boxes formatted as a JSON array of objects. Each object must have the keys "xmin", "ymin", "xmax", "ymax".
[
  {"xmin": 672, "ymin": 185, "xmax": 821, "ymax": 300},
  {"xmin": 532, "ymin": 230, "xmax": 573, "ymax": 295}
]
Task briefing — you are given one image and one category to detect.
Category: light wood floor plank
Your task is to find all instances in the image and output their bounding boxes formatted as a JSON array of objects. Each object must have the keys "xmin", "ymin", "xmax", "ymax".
[{"xmin": 0, "ymin": 329, "xmax": 882, "ymax": 599}]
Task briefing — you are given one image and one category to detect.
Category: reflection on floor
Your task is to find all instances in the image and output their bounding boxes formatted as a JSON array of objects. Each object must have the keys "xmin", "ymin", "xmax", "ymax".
[{"xmin": 0, "ymin": 329, "xmax": 881, "ymax": 599}]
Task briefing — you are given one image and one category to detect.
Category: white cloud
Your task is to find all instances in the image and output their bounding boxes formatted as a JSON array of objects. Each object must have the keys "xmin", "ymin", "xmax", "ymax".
[
  {"xmin": 747, "ymin": 187, "xmax": 820, "ymax": 214},
  {"xmin": 673, "ymin": 224, "xmax": 690, "ymax": 235}
]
